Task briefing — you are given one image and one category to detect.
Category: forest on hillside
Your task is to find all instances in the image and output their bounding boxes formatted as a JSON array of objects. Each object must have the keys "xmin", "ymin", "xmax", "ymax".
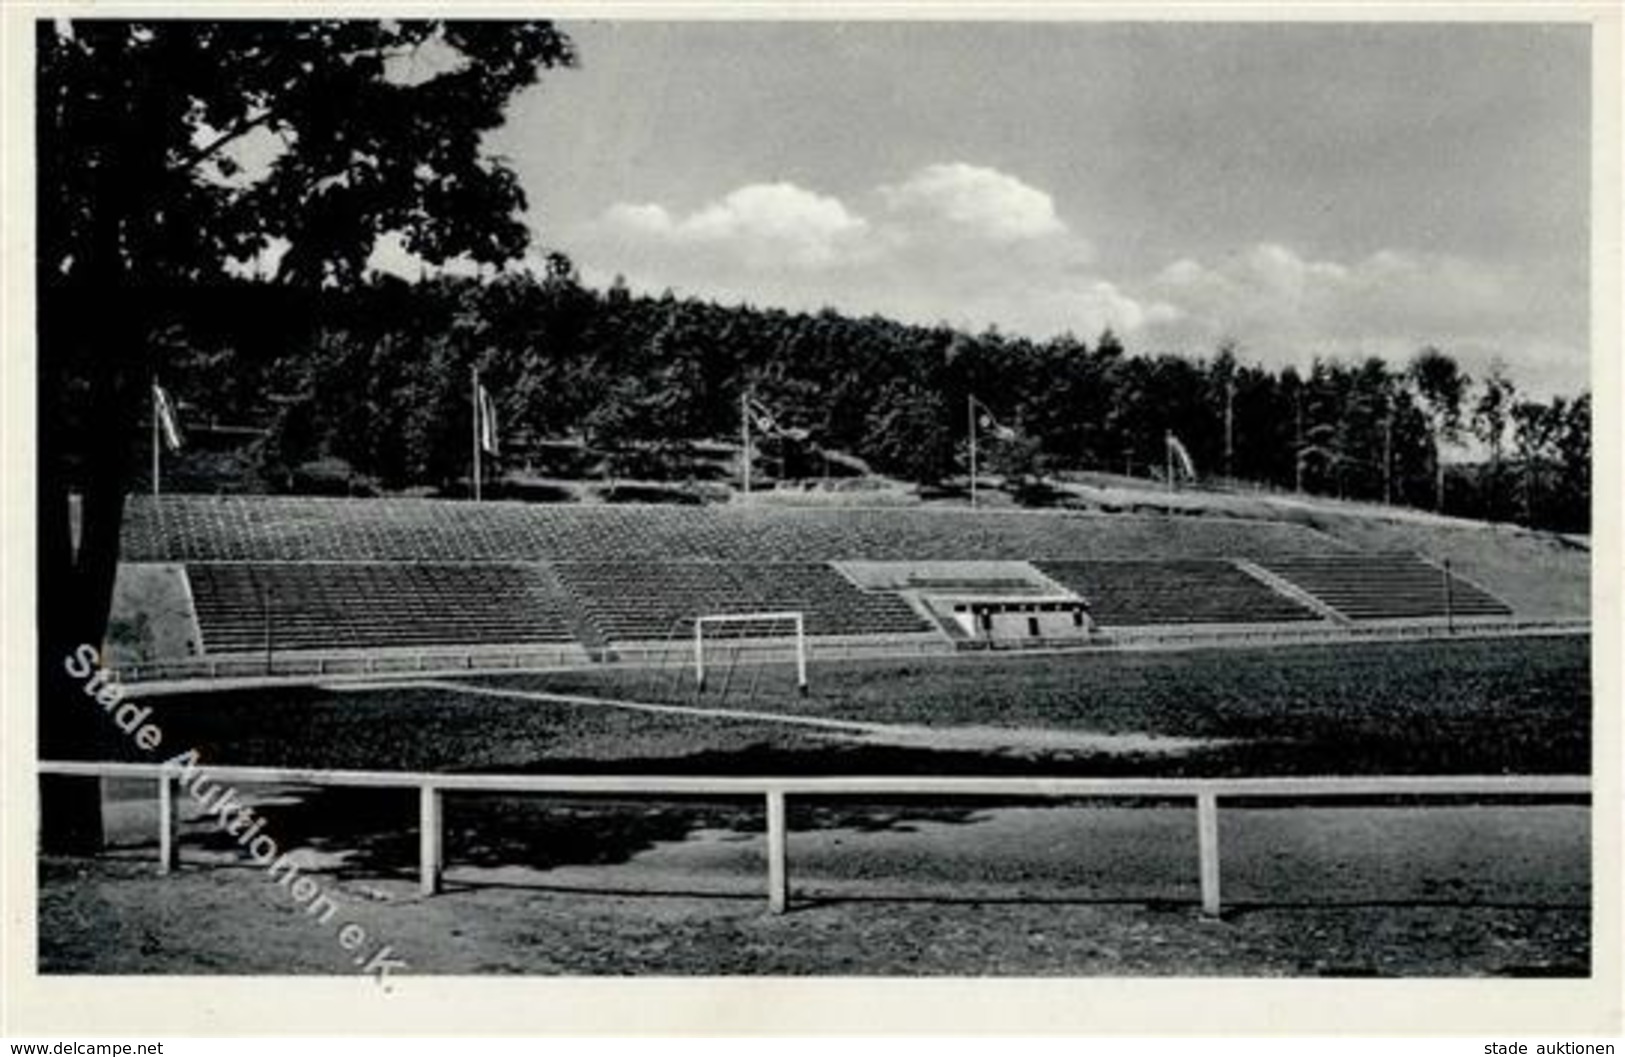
[{"xmin": 137, "ymin": 260, "xmax": 1590, "ymax": 533}]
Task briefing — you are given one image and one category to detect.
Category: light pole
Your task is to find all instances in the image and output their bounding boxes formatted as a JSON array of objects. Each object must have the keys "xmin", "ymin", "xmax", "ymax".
[
  {"xmin": 741, "ymin": 388, "xmax": 752, "ymax": 498},
  {"xmin": 262, "ymin": 583, "xmax": 275, "ymax": 673},
  {"xmin": 1294, "ymin": 393, "xmax": 1304, "ymax": 494},
  {"xmin": 1443, "ymin": 557, "xmax": 1455, "ymax": 635},
  {"xmin": 151, "ymin": 376, "xmax": 161, "ymax": 498},
  {"xmin": 968, "ymin": 394, "xmax": 978, "ymax": 509},
  {"xmin": 1383, "ymin": 410, "xmax": 1394, "ymax": 505},
  {"xmin": 1223, "ymin": 378, "xmax": 1234, "ymax": 481}
]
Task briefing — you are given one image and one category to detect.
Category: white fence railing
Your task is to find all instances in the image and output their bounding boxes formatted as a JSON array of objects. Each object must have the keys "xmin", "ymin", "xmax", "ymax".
[{"xmin": 38, "ymin": 761, "xmax": 1589, "ymax": 916}]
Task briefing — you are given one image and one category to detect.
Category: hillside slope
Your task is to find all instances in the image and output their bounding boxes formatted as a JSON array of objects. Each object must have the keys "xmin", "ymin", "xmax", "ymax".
[
  {"xmin": 1041, "ymin": 478, "xmax": 1588, "ymax": 619},
  {"xmin": 1297, "ymin": 513, "xmax": 1588, "ymax": 619}
]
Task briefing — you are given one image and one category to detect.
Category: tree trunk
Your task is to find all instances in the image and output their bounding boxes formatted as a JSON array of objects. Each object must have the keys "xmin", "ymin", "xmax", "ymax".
[
  {"xmin": 1433, "ymin": 432, "xmax": 1445, "ymax": 512},
  {"xmin": 38, "ymin": 284, "xmax": 145, "ymax": 853},
  {"xmin": 1487, "ymin": 448, "xmax": 1501, "ymax": 521}
]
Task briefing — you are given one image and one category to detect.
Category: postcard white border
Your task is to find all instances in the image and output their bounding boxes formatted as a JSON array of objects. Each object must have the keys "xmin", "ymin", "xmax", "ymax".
[{"xmin": 2, "ymin": 1, "xmax": 1619, "ymax": 1036}]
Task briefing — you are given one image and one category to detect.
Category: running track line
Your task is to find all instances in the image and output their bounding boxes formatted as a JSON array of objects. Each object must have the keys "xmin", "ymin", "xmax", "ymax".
[
  {"xmin": 332, "ymin": 678, "xmax": 906, "ymax": 739},
  {"xmin": 326, "ymin": 679, "xmax": 1216, "ymax": 754}
]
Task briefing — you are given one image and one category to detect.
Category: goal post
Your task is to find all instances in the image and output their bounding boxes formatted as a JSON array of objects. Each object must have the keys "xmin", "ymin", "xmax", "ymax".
[{"xmin": 693, "ymin": 611, "xmax": 808, "ymax": 696}]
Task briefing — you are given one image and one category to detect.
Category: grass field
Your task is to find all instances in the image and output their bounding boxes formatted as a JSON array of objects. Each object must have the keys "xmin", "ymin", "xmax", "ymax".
[
  {"xmin": 79, "ymin": 635, "xmax": 1589, "ymax": 777},
  {"xmin": 46, "ymin": 633, "xmax": 1591, "ymax": 977}
]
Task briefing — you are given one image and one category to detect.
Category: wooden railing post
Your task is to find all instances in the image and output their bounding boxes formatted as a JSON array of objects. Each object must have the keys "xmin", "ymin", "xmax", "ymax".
[
  {"xmin": 1197, "ymin": 792, "xmax": 1221, "ymax": 917},
  {"xmin": 158, "ymin": 774, "xmax": 178, "ymax": 875},
  {"xmin": 33, "ymin": 763, "xmax": 1590, "ymax": 920},
  {"xmin": 766, "ymin": 789, "xmax": 788, "ymax": 913},
  {"xmin": 419, "ymin": 784, "xmax": 442, "ymax": 896}
]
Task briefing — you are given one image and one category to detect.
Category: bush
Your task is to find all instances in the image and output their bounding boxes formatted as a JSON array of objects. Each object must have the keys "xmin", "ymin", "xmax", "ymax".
[
  {"xmin": 595, "ymin": 483, "xmax": 705, "ymax": 505},
  {"xmin": 289, "ymin": 457, "xmax": 379, "ymax": 497},
  {"xmin": 492, "ymin": 475, "xmax": 578, "ymax": 504}
]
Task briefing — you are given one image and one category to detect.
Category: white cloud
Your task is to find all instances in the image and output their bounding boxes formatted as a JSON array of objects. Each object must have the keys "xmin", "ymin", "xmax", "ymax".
[
  {"xmin": 574, "ymin": 162, "xmax": 1114, "ymax": 335},
  {"xmin": 563, "ymin": 172, "xmax": 1585, "ymax": 397},
  {"xmin": 1143, "ymin": 242, "xmax": 1587, "ymax": 396},
  {"xmin": 601, "ymin": 202, "xmax": 674, "ymax": 235},
  {"xmin": 586, "ymin": 163, "xmax": 1082, "ymax": 280},
  {"xmin": 1149, "ymin": 244, "xmax": 1509, "ymax": 344},
  {"xmin": 1075, "ymin": 281, "xmax": 1182, "ymax": 334},
  {"xmin": 598, "ymin": 182, "xmax": 872, "ymax": 270},
  {"xmin": 879, "ymin": 162, "xmax": 1068, "ymax": 242}
]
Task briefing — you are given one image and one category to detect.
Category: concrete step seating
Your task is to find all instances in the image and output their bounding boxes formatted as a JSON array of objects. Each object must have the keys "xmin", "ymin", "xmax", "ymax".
[
  {"xmin": 1036, "ymin": 559, "xmax": 1321, "ymax": 627},
  {"xmin": 904, "ymin": 576, "xmax": 1053, "ymax": 595},
  {"xmin": 550, "ymin": 561, "xmax": 932, "ymax": 643},
  {"xmin": 187, "ymin": 562, "xmax": 577, "ymax": 654},
  {"xmin": 124, "ymin": 495, "xmax": 1339, "ymax": 564},
  {"xmin": 1255, "ymin": 553, "xmax": 1512, "ymax": 621}
]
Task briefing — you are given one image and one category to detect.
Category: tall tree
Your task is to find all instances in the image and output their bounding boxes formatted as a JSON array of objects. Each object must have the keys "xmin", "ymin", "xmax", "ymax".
[
  {"xmin": 1511, "ymin": 398, "xmax": 1564, "ymax": 527},
  {"xmin": 1209, "ymin": 342, "xmax": 1239, "ymax": 481},
  {"xmin": 863, "ymin": 379, "xmax": 955, "ymax": 486},
  {"xmin": 1472, "ymin": 361, "xmax": 1517, "ymax": 520},
  {"xmin": 1406, "ymin": 346, "xmax": 1469, "ymax": 511},
  {"xmin": 37, "ymin": 19, "xmax": 574, "ymax": 847},
  {"xmin": 1555, "ymin": 393, "xmax": 1592, "ymax": 533}
]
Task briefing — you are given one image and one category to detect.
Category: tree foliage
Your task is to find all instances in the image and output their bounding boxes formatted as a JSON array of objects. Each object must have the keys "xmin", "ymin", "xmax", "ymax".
[
  {"xmin": 37, "ymin": 19, "xmax": 574, "ymax": 845},
  {"xmin": 146, "ymin": 269, "xmax": 1591, "ymax": 535},
  {"xmin": 40, "ymin": 16, "xmax": 573, "ymax": 620}
]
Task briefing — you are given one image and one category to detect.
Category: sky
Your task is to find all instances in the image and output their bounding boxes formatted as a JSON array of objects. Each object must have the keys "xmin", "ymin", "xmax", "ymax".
[{"xmin": 473, "ymin": 20, "xmax": 1592, "ymax": 398}]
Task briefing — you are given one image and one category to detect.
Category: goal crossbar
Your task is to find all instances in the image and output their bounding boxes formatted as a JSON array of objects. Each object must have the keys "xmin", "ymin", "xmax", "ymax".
[{"xmin": 693, "ymin": 611, "xmax": 807, "ymax": 695}]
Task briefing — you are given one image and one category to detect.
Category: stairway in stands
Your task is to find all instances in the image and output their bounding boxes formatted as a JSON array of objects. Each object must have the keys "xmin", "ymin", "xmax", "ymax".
[{"xmin": 1255, "ymin": 553, "xmax": 1512, "ymax": 621}]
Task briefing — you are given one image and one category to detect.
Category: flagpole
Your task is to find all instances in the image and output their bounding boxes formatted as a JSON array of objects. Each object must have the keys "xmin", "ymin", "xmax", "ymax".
[
  {"xmin": 1294, "ymin": 394, "xmax": 1305, "ymax": 494},
  {"xmin": 1383, "ymin": 407, "xmax": 1393, "ymax": 506},
  {"xmin": 151, "ymin": 376, "xmax": 160, "ymax": 498},
  {"xmin": 1165, "ymin": 431, "xmax": 1174, "ymax": 493},
  {"xmin": 967, "ymin": 396, "xmax": 978, "ymax": 509},
  {"xmin": 1223, "ymin": 379, "xmax": 1235, "ymax": 481},
  {"xmin": 741, "ymin": 388, "xmax": 752, "ymax": 498},
  {"xmin": 471, "ymin": 366, "xmax": 481, "ymax": 502}
]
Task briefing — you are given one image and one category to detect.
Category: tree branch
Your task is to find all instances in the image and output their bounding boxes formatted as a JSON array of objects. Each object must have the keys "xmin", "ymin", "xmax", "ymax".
[{"xmin": 173, "ymin": 108, "xmax": 276, "ymax": 174}]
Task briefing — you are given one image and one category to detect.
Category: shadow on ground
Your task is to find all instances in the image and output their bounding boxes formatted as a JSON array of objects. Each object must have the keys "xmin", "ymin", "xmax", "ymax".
[{"xmin": 181, "ymin": 785, "xmax": 986, "ymax": 879}]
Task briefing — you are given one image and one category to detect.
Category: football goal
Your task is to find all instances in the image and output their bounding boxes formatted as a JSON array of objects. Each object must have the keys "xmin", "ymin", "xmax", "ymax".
[{"xmin": 693, "ymin": 611, "xmax": 808, "ymax": 697}]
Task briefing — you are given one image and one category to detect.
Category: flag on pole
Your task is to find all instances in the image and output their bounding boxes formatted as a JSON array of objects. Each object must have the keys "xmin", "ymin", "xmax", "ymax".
[
  {"xmin": 749, "ymin": 398, "xmax": 809, "ymax": 442},
  {"xmin": 748, "ymin": 398, "xmax": 779, "ymax": 436},
  {"xmin": 971, "ymin": 396, "xmax": 1017, "ymax": 441},
  {"xmin": 152, "ymin": 383, "xmax": 183, "ymax": 452},
  {"xmin": 476, "ymin": 383, "xmax": 500, "ymax": 456},
  {"xmin": 1166, "ymin": 431, "xmax": 1197, "ymax": 481}
]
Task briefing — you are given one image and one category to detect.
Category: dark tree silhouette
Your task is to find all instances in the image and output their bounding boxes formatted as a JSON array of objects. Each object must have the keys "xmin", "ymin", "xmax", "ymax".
[
  {"xmin": 1472, "ymin": 360, "xmax": 1517, "ymax": 520},
  {"xmin": 1407, "ymin": 346, "xmax": 1469, "ymax": 511},
  {"xmin": 37, "ymin": 19, "xmax": 573, "ymax": 847}
]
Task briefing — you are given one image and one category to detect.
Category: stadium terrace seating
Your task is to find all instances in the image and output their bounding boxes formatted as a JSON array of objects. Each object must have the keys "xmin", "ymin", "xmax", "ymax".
[
  {"xmin": 123, "ymin": 494, "xmax": 1344, "ymax": 564},
  {"xmin": 186, "ymin": 563, "xmax": 577, "ymax": 654},
  {"xmin": 133, "ymin": 499, "xmax": 1510, "ymax": 659},
  {"xmin": 1255, "ymin": 553, "xmax": 1513, "ymax": 621},
  {"xmin": 550, "ymin": 561, "xmax": 934, "ymax": 642},
  {"xmin": 1036, "ymin": 560, "xmax": 1321, "ymax": 627},
  {"xmin": 903, "ymin": 576, "xmax": 1053, "ymax": 595}
]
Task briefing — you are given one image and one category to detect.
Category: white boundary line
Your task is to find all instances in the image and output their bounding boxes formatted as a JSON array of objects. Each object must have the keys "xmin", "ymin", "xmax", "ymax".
[{"xmin": 336, "ymin": 678, "xmax": 913, "ymax": 739}]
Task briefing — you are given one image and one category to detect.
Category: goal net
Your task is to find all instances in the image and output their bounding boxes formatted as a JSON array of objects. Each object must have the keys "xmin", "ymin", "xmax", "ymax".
[{"xmin": 693, "ymin": 611, "xmax": 808, "ymax": 697}]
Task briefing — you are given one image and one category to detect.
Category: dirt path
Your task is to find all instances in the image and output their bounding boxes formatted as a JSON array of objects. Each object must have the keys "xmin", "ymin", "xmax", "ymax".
[{"xmin": 39, "ymin": 802, "xmax": 1588, "ymax": 976}]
